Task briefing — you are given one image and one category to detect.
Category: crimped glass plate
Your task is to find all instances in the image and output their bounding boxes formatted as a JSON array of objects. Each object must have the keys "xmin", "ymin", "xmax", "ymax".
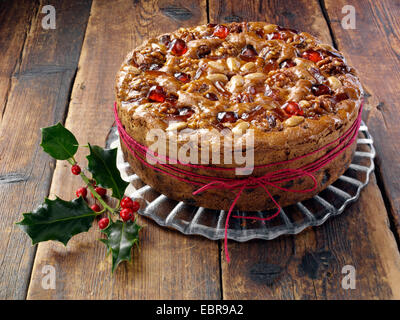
[{"xmin": 107, "ymin": 122, "xmax": 375, "ymax": 242}]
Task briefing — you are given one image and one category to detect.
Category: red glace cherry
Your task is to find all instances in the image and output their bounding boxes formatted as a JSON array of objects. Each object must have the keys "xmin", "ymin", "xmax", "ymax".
[
  {"xmin": 213, "ymin": 25, "xmax": 229, "ymax": 39},
  {"xmin": 282, "ymin": 101, "xmax": 304, "ymax": 116},
  {"xmin": 71, "ymin": 164, "xmax": 81, "ymax": 175},
  {"xmin": 267, "ymin": 32, "xmax": 282, "ymax": 40},
  {"xmin": 91, "ymin": 204, "xmax": 101, "ymax": 212},
  {"xmin": 98, "ymin": 217, "xmax": 109, "ymax": 230},
  {"xmin": 174, "ymin": 72, "xmax": 191, "ymax": 83},
  {"xmin": 76, "ymin": 187, "xmax": 87, "ymax": 198},
  {"xmin": 302, "ymin": 49, "xmax": 323, "ymax": 63},
  {"xmin": 217, "ymin": 111, "xmax": 238, "ymax": 123},
  {"xmin": 120, "ymin": 208, "xmax": 134, "ymax": 222},
  {"xmin": 148, "ymin": 85, "xmax": 166, "ymax": 102},
  {"xmin": 311, "ymin": 84, "xmax": 331, "ymax": 96},
  {"xmin": 169, "ymin": 39, "xmax": 188, "ymax": 56}
]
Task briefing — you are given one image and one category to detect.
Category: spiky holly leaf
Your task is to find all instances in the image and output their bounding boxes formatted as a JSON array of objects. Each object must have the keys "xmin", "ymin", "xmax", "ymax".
[
  {"xmin": 100, "ymin": 220, "xmax": 141, "ymax": 273},
  {"xmin": 40, "ymin": 123, "xmax": 79, "ymax": 160},
  {"xmin": 17, "ymin": 197, "xmax": 96, "ymax": 245},
  {"xmin": 86, "ymin": 144, "xmax": 128, "ymax": 200}
]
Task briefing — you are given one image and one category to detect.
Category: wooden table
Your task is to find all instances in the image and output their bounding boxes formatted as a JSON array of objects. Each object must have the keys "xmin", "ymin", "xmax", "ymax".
[{"xmin": 1, "ymin": 0, "xmax": 400, "ymax": 300}]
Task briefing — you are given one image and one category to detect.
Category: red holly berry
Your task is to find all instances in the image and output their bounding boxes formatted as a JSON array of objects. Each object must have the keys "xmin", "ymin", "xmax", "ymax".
[
  {"xmin": 98, "ymin": 217, "xmax": 109, "ymax": 230},
  {"xmin": 91, "ymin": 204, "xmax": 101, "ymax": 212},
  {"xmin": 71, "ymin": 164, "xmax": 81, "ymax": 175},
  {"xmin": 121, "ymin": 196, "xmax": 134, "ymax": 209},
  {"xmin": 131, "ymin": 200, "xmax": 140, "ymax": 212},
  {"xmin": 217, "ymin": 111, "xmax": 238, "ymax": 123},
  {"xmin": 76, "ymin": 187, "xmax": 87, "ymax": 198},
  {"xmin": 120, "ymin": 208, "xmax": 134, "ymax": 222},
  {"xmin": 311, "ymin": 84, "xmax": 331, "ymax": 96},
  {"xmin": 174, "ymin": 72, "xmax": 191, "ymax": 83},
  {"xmin": 302, "ymin": 49, "xmax": 323, "ymax": 63},
  {"xmin": 148, "ymin": 85, "xmax": 166, "ymax": 102},
  {"xmin": 282, "ymin": 101, "xmax": 304, "ymax": 116},
  {"xmin": 213, "ymin": 25, "xmax": 229, "ymax": 39},
  {"xmin": 95, "ymin": 187, "xmax": 107, "ymax": 197},
  {"xmin": 169, "ymin": 39, "xmax": 188, "ymax": 56}
]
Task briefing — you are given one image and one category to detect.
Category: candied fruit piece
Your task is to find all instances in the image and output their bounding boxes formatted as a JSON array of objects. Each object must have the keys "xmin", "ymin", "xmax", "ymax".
[
  {"xmin": 282, "ymin": 101, "xmax": 304, "ymax": 116},
  {"xmin": 213, "ymin": 25, "xmax": 229, "ymax": 39},
  {"xmin": 205, "ymin": 92, "xmax": 219, "ymax": 101},
  {"xmin": 240, "ymin": 44, "xmax": 258, "ymax": 61},
  {"xmin": 170, "ymin": 39, "xmax": 188, "ymax": 56},
  {"xmin": 174, "ymin": 72, "xmax": 191, "ymax": 83},
  {"xmin": 311, "ymin": 84, "xmax": 332, "ymax": 96},
  {"xmin": 148, "ymin": 85, "xmax": 166, "ymax": 102},
  {"xmin": 302, "ymin": 49, "xmax": 323, "ymax": 63},
  {"xmin": 279, "ymin": 60, "xmax": 296, "ymax": 68},
  {"xmin": 217, "ymin": 111, "xmax": 238, "ymax": 123},
  {"xmin": 267, "ymin": 32, "xmax": 282, "ymax": 40}
]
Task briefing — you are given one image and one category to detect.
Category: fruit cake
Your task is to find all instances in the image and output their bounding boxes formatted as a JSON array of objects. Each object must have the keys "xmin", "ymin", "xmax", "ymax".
[{"xmin": 115, "ymin": 22, "xmax": 363, "ymax": 211}]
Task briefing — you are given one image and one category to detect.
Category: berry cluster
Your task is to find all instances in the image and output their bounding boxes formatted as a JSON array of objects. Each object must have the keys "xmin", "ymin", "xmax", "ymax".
[{"xmin": 70, "ymin": 163, "xmax": 140, "ymax": 230}]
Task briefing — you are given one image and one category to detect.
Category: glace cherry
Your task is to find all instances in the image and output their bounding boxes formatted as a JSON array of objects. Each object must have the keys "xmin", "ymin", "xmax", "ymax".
[
  {"xmin": 302, "ymin": 49, "xmax": 323, "ymax": 63},
  {"xmin": 217, "ymin": 111, "xmax": 238, "ymax": 123},
  {"xmin": 311, "ymin": 84, "xmax": 331, "ymax": 96},
  {"xmin": 282, "ymin": 101, "xmax": 304, "ymax": 116},
  {"xmin": 148, "ymin": 85, "xmax": 166, "ymax": 102},
  {"xmin": 213, "ymin": 25, "xmax": 229, "ymax": 39},
  {"xmin": 169, "ymin": 39, "xmax": 188, "ymax": 56}
]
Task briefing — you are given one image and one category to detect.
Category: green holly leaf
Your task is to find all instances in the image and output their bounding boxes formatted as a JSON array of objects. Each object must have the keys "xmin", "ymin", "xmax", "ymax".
[
  {"xmin": 17, "ymin": 197, "xmax": 96, "ymax": 245},
  {"xmin": 100, "ymin": 220, "xmax": 141, "ymax": 272},
  {"xmin": 40, "ymin": 123, "xmax": 79, "ymax": 160},
  {"xmin": 86, "ymin": 144, "xmax": 128, "ymax": 200}
]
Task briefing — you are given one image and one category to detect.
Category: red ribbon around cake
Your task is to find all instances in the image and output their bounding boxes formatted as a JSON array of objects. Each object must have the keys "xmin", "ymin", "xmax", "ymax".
[{"xmin": 114, "ymin": 102, "xmax": 363, "ymax": 262}]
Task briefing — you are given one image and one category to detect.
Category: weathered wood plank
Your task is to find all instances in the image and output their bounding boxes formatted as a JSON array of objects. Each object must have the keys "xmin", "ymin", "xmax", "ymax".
[
  {"xmin": 26, "ymin": 0, "xmax": 220, "ymax": 300},
  {"xmin": 0, "ymin": 0, "xmax": 92, "ymax": 300},
  {"xmin": 0, "ymin": 0, "xmax": 38, "ymax": 120},
  {"xmin": 210, "ymin": 0, "xmax": 400, "ymax": 299},
  {"xmin": 324, "ymin": 0, "xmax": 400, "ymax": 243}
]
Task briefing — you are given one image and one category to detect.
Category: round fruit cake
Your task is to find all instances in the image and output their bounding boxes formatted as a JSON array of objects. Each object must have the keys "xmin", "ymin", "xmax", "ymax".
[{"xmin": 115, "ymin": 22, "xmax": 363, "ymax": 211}]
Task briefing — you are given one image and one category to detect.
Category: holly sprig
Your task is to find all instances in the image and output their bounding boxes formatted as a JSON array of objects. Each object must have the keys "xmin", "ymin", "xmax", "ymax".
[{"xmin": 17, "ymin": 123, "xmax": 142, "ymax": 273}]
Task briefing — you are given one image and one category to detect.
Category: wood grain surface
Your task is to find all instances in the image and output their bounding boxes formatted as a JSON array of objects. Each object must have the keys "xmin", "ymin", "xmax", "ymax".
[
  {"xmin": 324, "ymin": 0, "xmax": 400, "ymax": 245},
  {"xmin": 0, "ymin": 0, "xmax": 399, "ymax": 300},
  {"xmin": 0, "ymin": 0, "xmax": 91, "ymax": 299},
  {"xmin": 209, "ymin": 0, "xmax": 400, "ymax": 300},
  {"xmin": 26, "ymin": 0, "xmax": 221, "ymax": 300}
]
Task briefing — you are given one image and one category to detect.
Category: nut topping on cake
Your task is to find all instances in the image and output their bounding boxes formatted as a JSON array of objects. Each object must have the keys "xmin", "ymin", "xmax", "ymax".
[{"xmin": 117, "ymin": 22, "xmax": 362, "ymax": 133}]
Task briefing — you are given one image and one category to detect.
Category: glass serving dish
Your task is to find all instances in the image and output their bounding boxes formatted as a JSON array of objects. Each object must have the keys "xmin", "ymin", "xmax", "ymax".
[{"xmin": 107, "ymin": 122, "xmax": 375, "ymax": 242}]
